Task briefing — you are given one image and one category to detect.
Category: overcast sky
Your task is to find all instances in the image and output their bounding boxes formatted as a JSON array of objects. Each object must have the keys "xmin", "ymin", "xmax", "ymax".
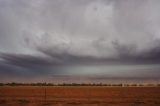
[{"xmin": 0, "ymin": 0, "xmax": 160, "ymax": 82}]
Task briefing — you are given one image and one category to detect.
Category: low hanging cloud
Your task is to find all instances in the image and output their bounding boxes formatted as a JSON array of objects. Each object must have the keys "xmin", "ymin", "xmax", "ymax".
[
  {"xmin": 0, "ymin": 0, "xmax": 160, "ymax": 58},
  {"xmin": 0, "ymin": 0, "xmax": 160, "ymax": 81}
]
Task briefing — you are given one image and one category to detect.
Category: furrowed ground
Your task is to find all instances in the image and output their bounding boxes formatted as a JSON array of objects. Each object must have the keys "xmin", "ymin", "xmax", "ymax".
[{"xmin": 0, "ymin": 86, "xmax": 160, "ymax": 106}]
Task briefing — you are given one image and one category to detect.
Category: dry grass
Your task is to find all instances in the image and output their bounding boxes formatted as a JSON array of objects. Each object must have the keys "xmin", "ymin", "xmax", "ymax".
[{"xmin": 0, "ymin": 86, "xmax": 160, "ymax": 106}]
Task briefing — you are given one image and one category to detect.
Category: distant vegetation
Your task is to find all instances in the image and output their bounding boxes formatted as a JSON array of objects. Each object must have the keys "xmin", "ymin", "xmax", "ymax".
[{"xmin": 0, "ymin": 82, "xmax": 160, "ymax": 87}]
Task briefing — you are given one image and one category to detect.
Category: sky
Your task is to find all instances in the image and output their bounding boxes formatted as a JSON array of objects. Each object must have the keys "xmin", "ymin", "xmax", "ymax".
[{"xmin": 0, "ymin": 0, "xmax": 160, "ymax": 83}]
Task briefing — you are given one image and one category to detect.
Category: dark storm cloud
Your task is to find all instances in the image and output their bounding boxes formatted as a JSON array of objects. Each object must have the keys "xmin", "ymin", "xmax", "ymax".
[
  {"xmin": 112, "ymin": 40, "xmax": 160, "ymax": 64},
  {"xmin": 0, "ymin": 53, "xmax": 60, "ymax": 72},
  {"xmin": 1, "ymin": 0, "xmax": 160, "ymax": 58},
  {"xmin": 0, "ymin": 0, "xmax": 160, "ymax": 81},
  {"xmin": 0, "ymin": 53, "xmax": 61, "ymax": 82}
]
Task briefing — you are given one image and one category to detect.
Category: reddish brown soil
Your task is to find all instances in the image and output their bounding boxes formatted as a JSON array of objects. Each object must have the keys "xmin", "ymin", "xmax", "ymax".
[{"xmin": 0, "ymin": 86, "xmax": 160, "ymax": 106}]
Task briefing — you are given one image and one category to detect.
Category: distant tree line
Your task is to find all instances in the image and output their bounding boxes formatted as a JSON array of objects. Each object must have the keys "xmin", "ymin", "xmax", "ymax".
[
  {"xmin": 0, "ymin": 82, "xmax": 160, "ymax": 87},
  {"xmin": 0, "ymin": 82, "xmax": 55, "ymax": 86}
]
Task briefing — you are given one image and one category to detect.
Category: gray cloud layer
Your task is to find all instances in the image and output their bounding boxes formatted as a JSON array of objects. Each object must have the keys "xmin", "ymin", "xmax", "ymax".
[{"xmin": 0, "ymin": 0, "xmax": 160, "ymax": 81}]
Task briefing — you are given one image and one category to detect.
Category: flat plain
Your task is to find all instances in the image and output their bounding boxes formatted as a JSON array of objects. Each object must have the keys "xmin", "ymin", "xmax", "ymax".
[{"xmin": 0, "ymin": 86, "xmax": 160, "ymax": 106}]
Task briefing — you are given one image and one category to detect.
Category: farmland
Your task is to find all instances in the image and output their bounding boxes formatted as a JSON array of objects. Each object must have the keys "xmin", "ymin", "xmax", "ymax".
[{"xmin": 0, "ymin": 86, "xmax": 160, "ymax": 106}]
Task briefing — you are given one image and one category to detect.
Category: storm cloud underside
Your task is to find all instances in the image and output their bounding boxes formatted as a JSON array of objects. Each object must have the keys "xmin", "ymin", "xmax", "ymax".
[{"xmin": 0, "ymin": 0, "xmax": 160, "ymax": 82}]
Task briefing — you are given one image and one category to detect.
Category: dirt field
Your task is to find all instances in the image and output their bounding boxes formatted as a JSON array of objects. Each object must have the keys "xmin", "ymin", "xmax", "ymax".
[{"xmin": 0, "ymin": 86, "xmax": 160, "ymax": 106}]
